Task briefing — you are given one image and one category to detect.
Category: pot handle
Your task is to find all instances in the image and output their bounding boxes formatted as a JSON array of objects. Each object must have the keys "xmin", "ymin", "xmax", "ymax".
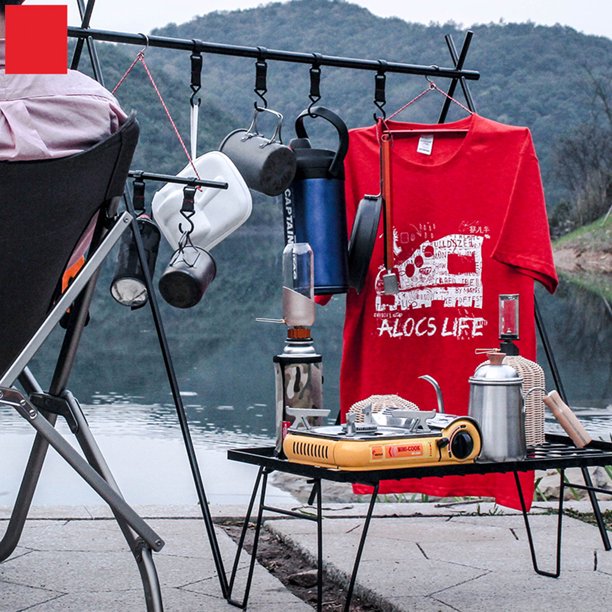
[
  {"xmin": 523, "ymin": 386, "xmax": 547, "ymax": 399},
  {"xmin": 294, "ymin": 105, "xmax": 349, "ymax": 177}
]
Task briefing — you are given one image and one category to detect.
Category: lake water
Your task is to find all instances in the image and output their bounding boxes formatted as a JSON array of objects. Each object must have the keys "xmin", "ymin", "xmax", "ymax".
[{"xmin": 1, "ymin": 230, "xmax": 610, "ymax": 506}]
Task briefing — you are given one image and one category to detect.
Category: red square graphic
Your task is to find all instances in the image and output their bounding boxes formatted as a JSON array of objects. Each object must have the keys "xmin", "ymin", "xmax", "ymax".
[{"xmin": 5, "ymin": 5, "xmax": 68, "ymax": 75}]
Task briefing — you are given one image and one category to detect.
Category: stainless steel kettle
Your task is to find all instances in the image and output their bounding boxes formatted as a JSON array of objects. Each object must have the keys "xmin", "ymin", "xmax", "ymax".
[{"xmin": 468, "ymin": 352, "xmax": 526, "ymax": 461}]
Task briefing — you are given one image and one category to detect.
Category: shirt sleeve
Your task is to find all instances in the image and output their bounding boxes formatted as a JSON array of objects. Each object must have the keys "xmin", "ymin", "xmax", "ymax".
[{"xmin": 492, "ymin": 130, "xmax": 558, "ymax": 293}]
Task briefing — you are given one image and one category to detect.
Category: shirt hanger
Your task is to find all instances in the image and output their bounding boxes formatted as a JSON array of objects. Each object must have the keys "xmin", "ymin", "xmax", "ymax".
[{"xmin": 381, "ymin": 77, "xmax": 473, "ymax": 135}]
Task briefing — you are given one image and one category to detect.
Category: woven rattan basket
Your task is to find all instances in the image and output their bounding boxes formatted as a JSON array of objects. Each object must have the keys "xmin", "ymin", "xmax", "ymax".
[
  {"xmin": 478, "ymin": 354, "xmax": 546, "ymax": 447},
  {"xmin": 506, "ymin": 355, "xmax": 546, "ymax": 447}
]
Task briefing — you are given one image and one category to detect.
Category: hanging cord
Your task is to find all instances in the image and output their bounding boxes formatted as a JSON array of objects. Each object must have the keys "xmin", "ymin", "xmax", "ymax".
[
  {"xmin": 307, "ymin": 53, "xmax": 322, "ymax": 115},
  {"xmin": 428, "ymin": 77, "xmax": 473, "ymax": 114},
  {"xmin": 112, "ymin": 40, "xmax": 201, "ymax": 179},
  {"xmin": 386, "ymin": 74, "xmax": 474, "ymax": 122},
  {"xmin": 254, "ymin": 47, "xmax": 268, "ymax": 109},
  {"xmin": 373, "ymin": 60, "xmax": 387, "ymax": 121}
]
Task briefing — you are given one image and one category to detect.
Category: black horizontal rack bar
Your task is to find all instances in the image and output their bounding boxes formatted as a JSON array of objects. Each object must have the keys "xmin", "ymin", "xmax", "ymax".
[
  {"xmin": 67, "ymin": 26, "xmax": 480, "ymax": 81},
  {"xmin": 128, "ymin": 170, "xmax": 228, "ymax": 189}
]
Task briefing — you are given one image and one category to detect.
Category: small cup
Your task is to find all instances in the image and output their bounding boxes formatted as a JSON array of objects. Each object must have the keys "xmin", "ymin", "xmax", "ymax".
[
  {"xmin": 158, "ymin": 246, "xmax": 216, "ymax": 308},
  {"xmin": 110, "ymin": 216, "xmax": 161, "ymax": 309},
  {"xmin": 220, "ymin": 107, "xmax": 296, "ymax": 196}
]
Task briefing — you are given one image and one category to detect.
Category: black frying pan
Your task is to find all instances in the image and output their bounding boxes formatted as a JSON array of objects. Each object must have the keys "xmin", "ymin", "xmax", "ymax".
[{"xmin": 347, "ymin": 194, "xmax": 382, "ymax": 293}]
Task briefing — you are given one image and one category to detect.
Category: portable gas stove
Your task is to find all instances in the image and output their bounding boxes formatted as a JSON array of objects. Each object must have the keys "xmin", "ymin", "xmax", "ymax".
[{"xmin": 283, "ymin": 407, "xmax": 482, "ymax": 470}]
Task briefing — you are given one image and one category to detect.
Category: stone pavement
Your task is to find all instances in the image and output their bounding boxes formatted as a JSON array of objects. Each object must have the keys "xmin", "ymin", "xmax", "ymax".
[
  {"xmin": 1, "ymin": 500, "xmax": 611, "ymax": 611},
  {"xmin": 0, "ymin": 504, "xmax": 310, "ymax": 612}
]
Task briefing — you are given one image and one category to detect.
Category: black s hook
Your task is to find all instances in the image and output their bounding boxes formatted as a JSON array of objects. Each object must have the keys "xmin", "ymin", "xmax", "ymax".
[
  {"xmin": 132, "ymin": 175, "xmax": 146, "ymax": 214},
  {"xmin": 190, "ymin": 42, "xmax": 203, "ymax": 108},
  {"xmin": 177, "ymin": 185, "xmax": 197, "ymax": 241},
  {"xmin": 373, "ymin": 60, "xmax": 387, "ymax": 122},
  {"xmin": 308, "ymin": 53, "xmax": 322, "ymax": 116},
  {"xmin": 254, "ymin": 47, "xmax": 268, "ymax": 109}
]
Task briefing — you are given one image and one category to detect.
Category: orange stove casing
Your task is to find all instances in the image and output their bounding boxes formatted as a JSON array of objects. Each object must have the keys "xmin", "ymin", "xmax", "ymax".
[{"xmin": 283, "ymin": 417, "xmax": 481, "ymax": 470}]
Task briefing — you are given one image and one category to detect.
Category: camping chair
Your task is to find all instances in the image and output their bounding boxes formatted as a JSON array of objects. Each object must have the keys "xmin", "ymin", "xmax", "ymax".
[{"xmin": 0, "ymin": 114, "xmax": 165, "ymax": 611}]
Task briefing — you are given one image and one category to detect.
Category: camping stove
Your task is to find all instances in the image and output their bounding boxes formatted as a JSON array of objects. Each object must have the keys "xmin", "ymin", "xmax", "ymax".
[{"xmin": 283, "ymin": 410, "xmax": 482, "ymax": 470}]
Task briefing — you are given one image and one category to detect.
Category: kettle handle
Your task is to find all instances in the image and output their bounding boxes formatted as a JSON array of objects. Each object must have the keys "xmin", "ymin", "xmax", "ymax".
[{"xmin": 294, "ymin": 105, "xmax": 349, "ymax": 177}]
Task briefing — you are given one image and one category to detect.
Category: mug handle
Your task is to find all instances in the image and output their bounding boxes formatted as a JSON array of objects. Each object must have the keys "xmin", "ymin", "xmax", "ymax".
[{"xmin": 247, "ymin": 106, "xmax": 285, "ymax": 145}]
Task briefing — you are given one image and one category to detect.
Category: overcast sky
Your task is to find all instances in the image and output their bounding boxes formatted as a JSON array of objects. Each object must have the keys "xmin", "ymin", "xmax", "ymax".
[{"xmin": 25, "ymin": 0, "xmax": 612, "ymax": 39}]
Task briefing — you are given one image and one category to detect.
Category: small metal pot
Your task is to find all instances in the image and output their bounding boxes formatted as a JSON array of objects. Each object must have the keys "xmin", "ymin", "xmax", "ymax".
[
  {"xmin": 468, "ymin": 352, "xmax": 526, "ymax": 461},
  {"xmin": 158, "ymin": 245, "xmax": 216, "ymax": 309}
]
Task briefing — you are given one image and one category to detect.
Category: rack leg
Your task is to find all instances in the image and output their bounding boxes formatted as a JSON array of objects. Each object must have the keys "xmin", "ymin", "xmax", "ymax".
[
  {"xmin": 535, "ymin": 299, "xmax": 611, "ymax": 552},
  {"xmin": 227, "ymin": 467, "xmax": 269, "ymax": 609},
  {"xmin": 580, "ymin": 467, "xmax": 611, "ymax": 550},
  {"xmin": 344, "ymin": 483, "xmax": 379, "ymax": 612},
  {"xmin": 227, "ymin": 466, "xmax": 264, "ymax": 606},
  {"xmin": 514, "ymin": 470, "xmax": 563, "ymax": 578},
  {"xmin": 127, "ymin": 199, "xmax": 230, "ymax": 597}
]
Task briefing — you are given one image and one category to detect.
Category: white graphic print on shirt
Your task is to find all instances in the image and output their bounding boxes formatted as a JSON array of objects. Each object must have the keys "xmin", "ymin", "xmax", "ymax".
[{"xmin": 374, "ymin": 232, "xmax": 488, "ymax": 340}]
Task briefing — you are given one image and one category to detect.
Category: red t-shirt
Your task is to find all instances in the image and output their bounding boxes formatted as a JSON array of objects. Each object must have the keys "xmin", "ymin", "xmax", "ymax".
[{"xmin": 342, "ymin": 113, "xmax": 558, "ymax": 509}]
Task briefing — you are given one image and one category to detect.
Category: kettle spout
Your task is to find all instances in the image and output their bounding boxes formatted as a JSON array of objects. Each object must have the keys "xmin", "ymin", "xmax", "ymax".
[{"xmin": 419, "ymin": 375, "xmax": 445, "ymax": 414}]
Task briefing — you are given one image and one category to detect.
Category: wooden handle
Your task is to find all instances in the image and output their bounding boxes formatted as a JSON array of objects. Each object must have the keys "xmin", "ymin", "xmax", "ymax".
[{"xmin": 542, "ymin": 390, "xmax": 592, "ymax": 448}]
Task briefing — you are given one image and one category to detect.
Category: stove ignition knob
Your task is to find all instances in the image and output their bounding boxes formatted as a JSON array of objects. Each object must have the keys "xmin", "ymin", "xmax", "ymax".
[
  {"xmin": 436, "ymin": 437, "xmax": 450, "ymax": 449},
  {"xmin": 450, "ymin": 430, "xmax": 474, "ymax": 460}
]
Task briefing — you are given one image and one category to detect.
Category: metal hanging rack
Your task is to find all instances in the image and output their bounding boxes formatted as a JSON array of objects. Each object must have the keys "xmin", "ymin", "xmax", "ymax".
[
  {"xmin": 60, "ymin": 1, "xmax": 609, "ymax": 609},
  {"xmin": 68, "ymin": 26, "xmax": 480, "ymax": 81}
]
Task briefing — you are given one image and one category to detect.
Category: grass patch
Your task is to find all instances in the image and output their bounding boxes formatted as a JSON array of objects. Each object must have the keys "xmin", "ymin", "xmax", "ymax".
[
  {"xmin": 559, "ymin": 270, "xmax": 612, "ymax": 301},
  {"xmin": 565, "ymin": 508, "xmax": 612, "ymax": 531},
  {"xmin": 554, "ymin": 215, "xmax": 611, "ymax": 251}
]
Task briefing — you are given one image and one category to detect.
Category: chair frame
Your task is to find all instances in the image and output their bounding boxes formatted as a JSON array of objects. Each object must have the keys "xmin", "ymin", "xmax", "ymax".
[{"xmin": 0, "ymin": 122, "xmax": 165, "ymax": 610}]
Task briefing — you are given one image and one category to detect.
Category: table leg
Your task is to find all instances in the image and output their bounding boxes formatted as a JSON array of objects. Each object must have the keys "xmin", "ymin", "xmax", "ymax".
[
  {"xmin": 344, "ymin": 482, "xmax": 379, "ymax": 612},
  {"xmin": 514, "ymin": 470, "xmax": 563, "ymax": 578},
  {"xmin": 315, "ymin": 479, "xmax": 323, "ymax": 612}
]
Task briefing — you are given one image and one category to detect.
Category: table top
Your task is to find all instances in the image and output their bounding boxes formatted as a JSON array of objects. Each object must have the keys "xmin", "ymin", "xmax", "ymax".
[{"xmin": 228, "ymin": 434, "xmax": 612, "ymax": 485}]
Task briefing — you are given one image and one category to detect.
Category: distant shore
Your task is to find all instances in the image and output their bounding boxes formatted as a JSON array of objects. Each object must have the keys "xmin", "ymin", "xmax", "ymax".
[
  {"xmin": 554, "ymin": 246, "xmax": 611, "ymax": 275},
  {"xmin": 552, "ymin": 216, "xmax": 611, "ymax": 277}
]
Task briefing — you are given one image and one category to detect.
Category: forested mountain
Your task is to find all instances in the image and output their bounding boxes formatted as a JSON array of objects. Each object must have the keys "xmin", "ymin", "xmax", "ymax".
[{"xmin": 84, "ymin": 0, "xmax": 611, "ymax": 210}]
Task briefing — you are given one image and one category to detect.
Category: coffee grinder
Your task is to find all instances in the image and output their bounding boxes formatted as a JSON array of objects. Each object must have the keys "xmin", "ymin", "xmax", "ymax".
[{"xmin": 273, "ymin": 243, "xmax": 324, "ymax": 456}]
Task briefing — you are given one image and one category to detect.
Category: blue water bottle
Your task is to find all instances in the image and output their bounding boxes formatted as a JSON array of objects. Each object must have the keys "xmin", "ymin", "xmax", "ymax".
[{"xmin": 282, "ymin": 106, "xmax": 350, "ymax": 295}]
